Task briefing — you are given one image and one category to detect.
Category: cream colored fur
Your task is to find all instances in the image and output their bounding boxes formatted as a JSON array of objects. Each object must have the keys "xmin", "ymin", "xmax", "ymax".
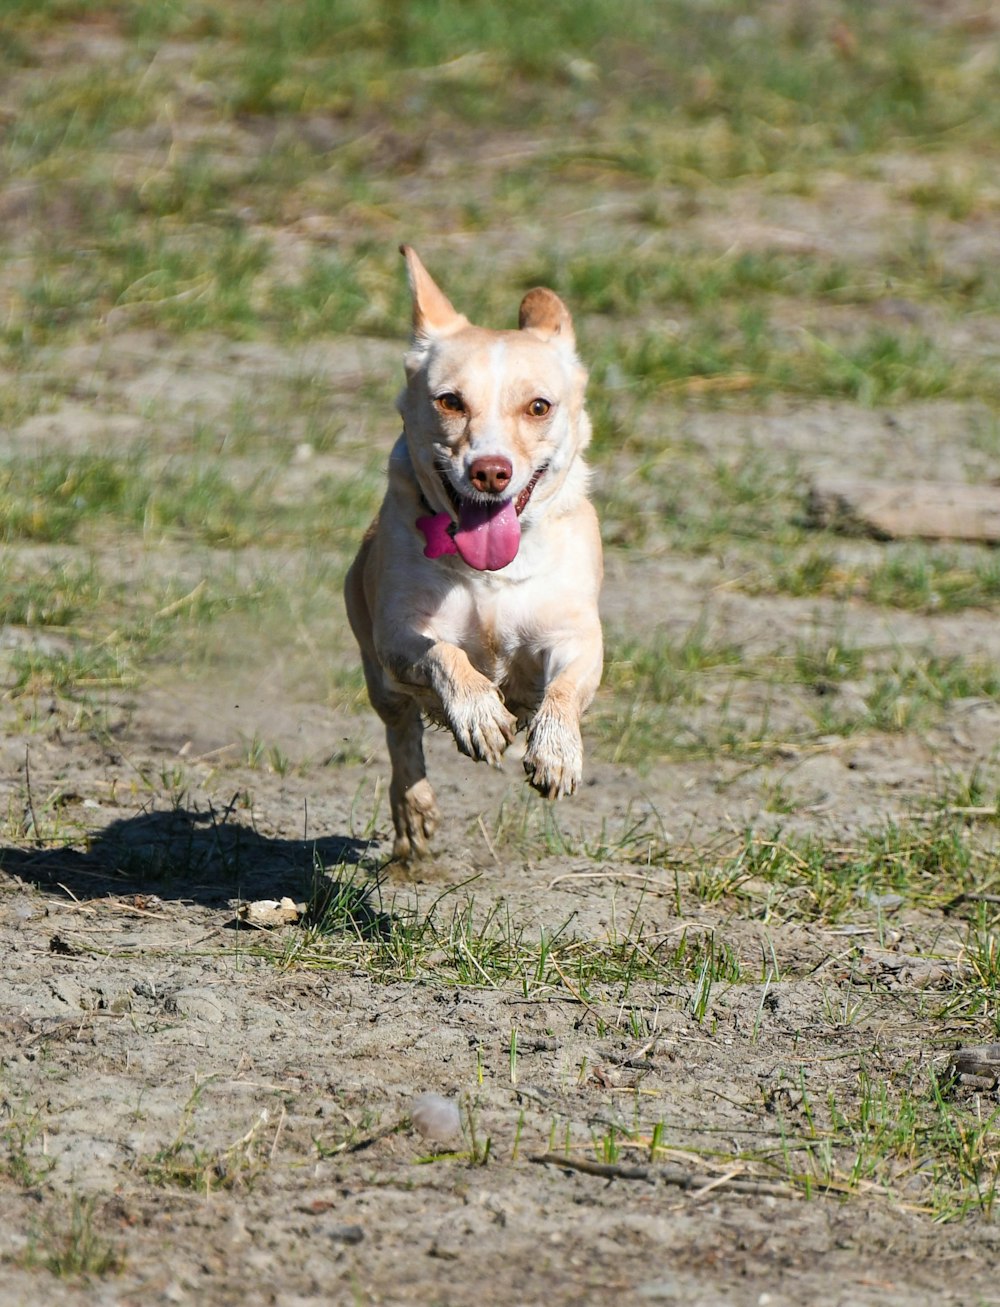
[{"xmin": 344, "ymin": 247, "xmax": 603, "ymax": 860}]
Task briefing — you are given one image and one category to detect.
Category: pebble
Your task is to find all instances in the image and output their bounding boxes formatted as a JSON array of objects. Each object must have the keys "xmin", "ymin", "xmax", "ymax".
[{"xmin": 409, "ymin": 1093, "xmax": 462, "ymax": 1146}]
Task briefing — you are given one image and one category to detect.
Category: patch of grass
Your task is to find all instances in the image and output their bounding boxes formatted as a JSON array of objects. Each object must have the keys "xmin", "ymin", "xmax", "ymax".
[
  {"xmin": 794, "ymin": 329, "xmax": 962, "ymax": 405},
  {"xmin": 254, "ymin": 866, "xmax": 747, "ymax": 1009},
  {"xmin": 903, "ymin": 169, "xmax": 992, "ymax": 223},
  {"xmin": 10, "ymin": 645, "xmax": 131, "ymax": 697},
  {"xmin": 538, "ymin": 248, "xmax": 860, "ymax": 319},
  {"xmin": 752, "ymin": 548, "xmax": 848, "ymax": 601},
  {"xmin": 0, "ymin": 450, "xmax": 379, "ymax": 549},
  {"xmin": 267, "ymin": 250, "xmax": 409, "ymax": 340},
  {"xmin": 757, "ymin": 547, "xmax": 1000, "ymax": 613},
  {"xmin": 1, "ymin": 1110, "xmax": 53, "ymax": 1189},
  {"xmin": 142, "ymin": 1081, "xmax": 280, "ymax": 1195},
  {"xmin": 692, "ymin": 818, "xmax": 987, "ymax": 925},
  {"xmin": 939, "ymin": 924, "xmax": 1000, "ymax": 1034},
  {"xmin": 594, "ymin": 620, "xmax": 1000, "ymax": 766},
  {"xmin": 791, "ymin": 1066, "xmax": 1000, "ymax": 1219},
  {"xmin": 595, "ymin": 445, "xmax": 803, "ymax": 552},
  {"xmin": 0, "ymin": 559, "xmax": 107, "ymax": 627},
  {"xmin": 6, "ymin": 66, "xmax": 155, "ymax": 166},
  {"xmin": 601, "ymin": 319, "xmax": 981, "ymax": 407},
  {"xmin": 3, "ymin": 1, "xmax": 996, "ymax": 159},
  {"xmin": 790, "ymin": 636, "xmax": 865, "ymax": 688},
  {"xmin": 559, "ymin": 1043, "xmax": 1000, "ymax": 1221},
  {"xmin": 485, "ymin": 792, "xmax": 667, "ymax": 864},
  {"xmin": 867, "ymin": 552, "xmax": 1000, "ymax": 613},
  {"xmin": 685, "ymin": 931, "xmax": 743, "ymax": 1024},
  {"xmin": 9, "ymin": 227, "xmax": 272, "ymax": 347},
  {"xmin": 3, "ymin": 1, "xmax": 997, "ymax": 370},
  {"xmin": 25, "ymin": 1195, "xmax": 123, "ymax": 1279},
  {"xmin": 603, "ymin": 623, "xmax": 743, "ymax": 706},
  {"xmin": 807, "ymin": 649, "xmax": 1000, "ymax": 737}
]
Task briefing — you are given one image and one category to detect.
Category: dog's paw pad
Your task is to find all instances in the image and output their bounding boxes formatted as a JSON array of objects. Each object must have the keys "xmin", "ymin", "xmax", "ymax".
[{"xmin": 523, "ymin": 715, "xmax": 582, "ymax": 799}]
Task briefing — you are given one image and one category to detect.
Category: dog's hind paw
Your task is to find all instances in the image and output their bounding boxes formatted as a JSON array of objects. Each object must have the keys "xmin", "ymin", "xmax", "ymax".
[
  {"xmin": 448, "ymin": 692, "xmax": 517, "ymax": 767},
  {"xmin": 523, "ymin": 713, "xmax": 583, "ymax": 799},
  {"xmin": 392, "ymin": 780, "xmax": 440, "ymax": 861}
]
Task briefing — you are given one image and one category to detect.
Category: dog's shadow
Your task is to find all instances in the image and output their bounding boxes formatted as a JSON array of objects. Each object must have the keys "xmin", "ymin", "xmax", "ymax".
[{"xmin": 0, "ymin": 801, "xmax": 391, "ymax": 936}]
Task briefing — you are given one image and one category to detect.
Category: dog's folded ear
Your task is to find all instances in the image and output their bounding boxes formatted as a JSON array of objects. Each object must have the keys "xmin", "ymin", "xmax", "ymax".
[
  {"xmin": 400, "ymin": 245, "xmax": 468, "ymax": 342},
  {"xmin": 518, "ymin": 287, "xmax": 575, "ymax": 350}
]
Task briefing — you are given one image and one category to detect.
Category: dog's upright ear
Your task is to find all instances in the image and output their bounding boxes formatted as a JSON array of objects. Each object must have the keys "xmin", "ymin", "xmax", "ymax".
[
  {"xmin": 400, "ymin": 245, "xmax": 468, "ymax": 343},
  {"xmin": 518, "ymin": 287, "xmax": 575, "ymax": 351}
]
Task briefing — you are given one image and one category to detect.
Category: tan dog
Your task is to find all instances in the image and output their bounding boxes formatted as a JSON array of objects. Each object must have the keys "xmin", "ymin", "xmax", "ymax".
[{"xmin": 344, "ymin": 246, "xmax": 603, "ymax": 860}]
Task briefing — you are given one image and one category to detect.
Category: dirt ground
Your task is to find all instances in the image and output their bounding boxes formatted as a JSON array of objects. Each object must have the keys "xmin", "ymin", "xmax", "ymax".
[
  {"xmin": 2, "ymin": 350, "xmax": 1000, "ymax": 1305},
  {"xmin": 3, "ymin": 10, "xmax": 1000, "ymax": 1306}
]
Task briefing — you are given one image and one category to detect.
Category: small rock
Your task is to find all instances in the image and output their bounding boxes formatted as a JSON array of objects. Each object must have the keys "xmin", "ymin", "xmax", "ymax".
[
  {"xmin": 328, "ymin": 1224, "xmax": 364, "ymax": 1244},
  {"xmin": 237, "ymin": 897, "xmax": 306, "ymax": 929},
  {"xmin": 410, "ymin": 1093, "xmax": 462, "ymax": 1146}
]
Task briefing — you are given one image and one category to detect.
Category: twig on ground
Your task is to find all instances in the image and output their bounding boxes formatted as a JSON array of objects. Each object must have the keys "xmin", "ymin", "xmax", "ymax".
[
  {"xmin": 547, "ymin": 870, "xmax": 675, "ymax": 894},
  {"xmin": 23, "ymin": 747, "xmax": 42, "ymax": 847},
  {"xmin": 530, "ymin": 1152, "xmax": 799, "ymax": 1199}
]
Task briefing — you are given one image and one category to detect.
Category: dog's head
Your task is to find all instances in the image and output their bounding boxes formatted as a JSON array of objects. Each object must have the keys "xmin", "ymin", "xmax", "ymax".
[{"xmin": 397, "ymin": 245, "xmax": 591, "ymax": 572}]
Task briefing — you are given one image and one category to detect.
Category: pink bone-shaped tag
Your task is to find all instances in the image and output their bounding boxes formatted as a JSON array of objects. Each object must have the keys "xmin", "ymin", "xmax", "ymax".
[{"xmin": 416, "ymin": 511, "xmax": 458, "ymax": 559}]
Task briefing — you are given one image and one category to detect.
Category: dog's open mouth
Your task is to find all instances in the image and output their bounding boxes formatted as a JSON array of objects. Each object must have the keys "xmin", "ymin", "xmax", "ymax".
[{"xmin": 437, "ymin": 463, "xmax": 547, "ymax": 572}]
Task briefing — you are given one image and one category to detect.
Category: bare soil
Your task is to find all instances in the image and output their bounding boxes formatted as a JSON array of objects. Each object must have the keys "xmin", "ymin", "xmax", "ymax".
[
  {"xmin": 3, "ymin": 339, "xmax": 1000, "ymax": 1305},
  {"xmin": 3, "ymin": 21, "xmax": 1000, "ymax": 1303}
]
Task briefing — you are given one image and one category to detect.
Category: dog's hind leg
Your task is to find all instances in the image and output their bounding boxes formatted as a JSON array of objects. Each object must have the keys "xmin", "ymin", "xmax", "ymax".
[
  {"xmin": 385, "ymin": 703, "xmax": 439, "ymax": 861},
  {"xmin": 346, "ymin": 555, "xmax": 440, "ymax": 860},
  {"xmin": 363, "ymin": 661, "xmax": 439, "ymax": 860}
]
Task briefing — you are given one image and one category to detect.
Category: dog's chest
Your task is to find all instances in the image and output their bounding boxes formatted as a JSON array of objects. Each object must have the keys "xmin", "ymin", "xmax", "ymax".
[{"xmin": 434, "ymin": 581, "xmax": 543, "ymax": 695}]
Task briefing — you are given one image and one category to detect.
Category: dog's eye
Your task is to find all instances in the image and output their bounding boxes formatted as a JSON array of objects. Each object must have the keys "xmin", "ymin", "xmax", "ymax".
[
  {"xmin": 435, "ymin": 392, "xmax": 465, "ymax": 414},
  {"xmin": 527, "ymin": 398, "xmax": 551, "ymax": 418}
]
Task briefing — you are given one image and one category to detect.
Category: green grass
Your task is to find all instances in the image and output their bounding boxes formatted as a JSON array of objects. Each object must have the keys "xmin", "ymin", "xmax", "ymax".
[
  {"xmin": 603, "ymin": 624, "xmax": 743, "ymax": 705},
  {"xmin": 25, "ymin": 1196, "xmax": 123, "ymax": 1279},
  {"xmin": 236, "ymin": 808, "xmax": 998, "ymax": 1005},
  {"xmin": 597, "ymin": 319, "xmax": 984, "ymax": 407},
  {"xmin": 141, "ymin": 1081, "xmax": 280, "ymax": 1195},
  {"xmin": 239, "ymin": 862, "xmax": 746, "ymax": 1016},
  {"xmin": 0, "ymin": 558, "xmax": 107, "ymax": 627},
  {"xmin": 3, "ymin": 0, "xmax": 997, "ymax": 401},
  {"xmin": 1, "ymin": 1109, "xmax": 53, "ymax": 1189},
  {"xmin": 594, "ymin": 620, "xmax": 1000, "ymax": 765},
  {"xmin": 753, "ymin": 546, "xmax": 1000, "ymax": 612},
  {"xmin": 689, "ymin": 818, "xmax": 989, "ymax": 926},
  {"xmin": 11, "ymin": 645, "xmax": 131, "ymax": 697},
  {"xmin": 0, "ymin": 549, "xmax": 368, "ymax": 713},
  {"xmin": 570, "ymin": 1065, "xmax": 1000, "ymax": 1220},
  {"xmin": 594, "ymin": 445, "xmax": 804, "ymax": 550},
  {"xmin": 0, "ymin": 449, "xmax": 379, "ymax": 547},
  {"xmin": 766, "ymin": 1065, "xmax": 1000, "ymax": 1219},
  {"xmin": 534, "ymin": 248, "xmax": 861, "ymax": 318}
]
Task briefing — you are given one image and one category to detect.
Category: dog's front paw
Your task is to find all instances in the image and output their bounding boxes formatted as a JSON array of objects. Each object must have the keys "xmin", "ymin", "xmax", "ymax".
[
  {"xmin": 523, "ymin": 712, "xmax": 583, "ymax": 799},
  {"xmin": 448, "ymin": 688, "xmax": 517, "ymax": 767}
]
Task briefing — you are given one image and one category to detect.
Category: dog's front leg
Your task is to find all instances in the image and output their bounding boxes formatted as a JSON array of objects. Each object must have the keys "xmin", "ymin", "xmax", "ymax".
[
  {"xmin": 523, "ymin": 637, "xmax": 603, "ymax": 799},
  {"xmin": 384, "ymin": 639, "xmax": 517, "ymax": 767}
]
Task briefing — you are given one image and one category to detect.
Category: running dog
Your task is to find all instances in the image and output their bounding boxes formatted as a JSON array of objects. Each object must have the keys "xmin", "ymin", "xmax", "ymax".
[{"xmin": 344, "ymin": 246, "xmax": 603, "ymax": 859}]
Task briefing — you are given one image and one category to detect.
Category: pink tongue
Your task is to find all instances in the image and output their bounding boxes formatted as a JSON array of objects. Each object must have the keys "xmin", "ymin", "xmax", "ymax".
[{"xmin": 453, "ymin": 498, "xmax": 521, "ymax": 571}]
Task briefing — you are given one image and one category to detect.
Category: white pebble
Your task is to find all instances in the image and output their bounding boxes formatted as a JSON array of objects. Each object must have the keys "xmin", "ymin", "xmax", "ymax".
[{"xmin": 410, "ymin": 1093, "xmax": 462, "ymax": 1145}]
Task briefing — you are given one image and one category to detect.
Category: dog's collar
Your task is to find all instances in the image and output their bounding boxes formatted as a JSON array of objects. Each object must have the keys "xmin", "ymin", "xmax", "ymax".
[{"xmin": 416, "ymin": 465, "xmax": 548, "ymax": 563}]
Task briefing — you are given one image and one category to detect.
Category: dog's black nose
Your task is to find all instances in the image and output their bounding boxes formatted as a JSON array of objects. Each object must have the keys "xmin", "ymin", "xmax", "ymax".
[{"xmin": 469, "ymin": 456, "xmax": 513, "ymax": 495}]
